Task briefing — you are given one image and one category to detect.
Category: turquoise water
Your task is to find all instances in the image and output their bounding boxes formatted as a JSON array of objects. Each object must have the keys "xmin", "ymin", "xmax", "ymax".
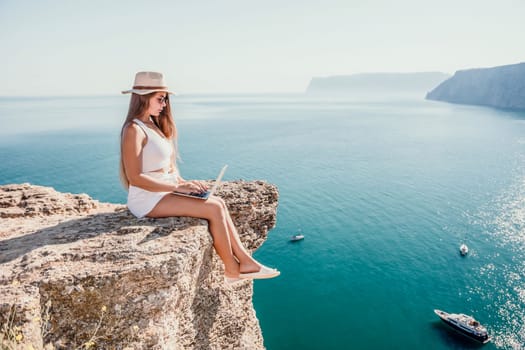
[{"xmin": 1, "ymin": 94, "xmax": 525, "ymax": 349}]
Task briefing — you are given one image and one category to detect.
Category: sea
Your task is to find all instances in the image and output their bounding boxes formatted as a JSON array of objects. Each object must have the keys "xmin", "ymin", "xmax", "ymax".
[{"xmin": 1, "ymin": 92, "xmax": 524, "ymax": 350}]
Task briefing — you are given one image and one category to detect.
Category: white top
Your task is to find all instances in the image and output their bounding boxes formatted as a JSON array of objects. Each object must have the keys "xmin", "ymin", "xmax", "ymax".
[{"xmin": 132, "ymin": 118, "xmax": 172, "ymax": 173}]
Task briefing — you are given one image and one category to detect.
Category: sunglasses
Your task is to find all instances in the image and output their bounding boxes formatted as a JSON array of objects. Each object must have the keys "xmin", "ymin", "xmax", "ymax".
[{"xmin": 157, "ymin": 96, "xmax": 169, "ymax": 104}]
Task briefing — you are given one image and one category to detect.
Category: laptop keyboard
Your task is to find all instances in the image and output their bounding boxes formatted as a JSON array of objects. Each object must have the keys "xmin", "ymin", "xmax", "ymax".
[{"xmin": 189, "ymin": 191, "xmax": 209, "ymax": 198}]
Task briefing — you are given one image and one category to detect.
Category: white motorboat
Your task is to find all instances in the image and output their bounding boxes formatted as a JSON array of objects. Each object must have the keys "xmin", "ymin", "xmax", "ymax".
[
  {"xmin": 290, "ymin": 234, "xmax": 304, "ymax": 242},
  {"xmin": 459, "ymin": 244, "xmax": 469, "ymax": 256},
  {"xmin": 434, "ymin": 309, "xmax": 491, "ymax": 344}
]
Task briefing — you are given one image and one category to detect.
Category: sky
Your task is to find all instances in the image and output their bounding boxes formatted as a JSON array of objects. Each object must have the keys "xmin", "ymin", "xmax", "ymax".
[{"xmin": 0, "ymin": 0, "xmax": 524, "ymax": 95}]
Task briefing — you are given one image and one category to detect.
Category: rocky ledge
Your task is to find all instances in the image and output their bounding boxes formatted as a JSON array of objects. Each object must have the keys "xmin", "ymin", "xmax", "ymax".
[{"xmin": 0, "ymin": 182, "xmax": 278, "ymax": 349}]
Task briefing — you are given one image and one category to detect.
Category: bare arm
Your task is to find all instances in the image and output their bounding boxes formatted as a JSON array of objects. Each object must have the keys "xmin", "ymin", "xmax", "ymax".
[
  {"xmin": 167, "ymin": 142, "xmax": 207, "ymax": 192},
  {"xmin": 122, "ymin": 123, "xmax": 181, "ymax": 192},
  {"xmin": 168, "ymin": 144, "xmax": 207, "ymax": 192}
]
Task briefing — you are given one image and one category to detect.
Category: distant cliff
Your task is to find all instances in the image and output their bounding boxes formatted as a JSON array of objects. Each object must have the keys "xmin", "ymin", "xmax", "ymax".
[
  {"xmin": 306, "ymin": 72, "xmax": 450, "ymax": 95},
  {"xmin": 426, "ymin": 62, "xmax": 525, "ymax": 110},
  {"xmin": 0, "ymin": 182, "xmax": 278, "ymax": 349}
]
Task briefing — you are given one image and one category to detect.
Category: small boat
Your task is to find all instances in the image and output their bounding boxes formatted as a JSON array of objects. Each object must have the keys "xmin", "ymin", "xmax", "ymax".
[
  {"xmin": 459, "ymin": 244, "xmax": 469, "ymax": 256},
  {"xmin": 434, "ymin": 309, "xmax": 491, "ymax": 344},
  {"xmin": 290, "ymin": 234, "xmax": 304, "ymax": 242}
]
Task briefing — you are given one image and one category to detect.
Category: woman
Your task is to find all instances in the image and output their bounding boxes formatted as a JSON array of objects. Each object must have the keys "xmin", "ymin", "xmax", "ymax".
[{"xmin": 120, "ymin": 71, "xmax": 279, "ymax": 284}]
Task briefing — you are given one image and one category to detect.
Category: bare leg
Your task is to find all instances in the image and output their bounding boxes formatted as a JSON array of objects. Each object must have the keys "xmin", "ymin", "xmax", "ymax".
[
  {"xmin": 210, "ymin": 196, "xmax": 262, "ymax": 273},
  {"xmin": 147, "ymin": 194, "xmax": 240, "ymax": 278}
]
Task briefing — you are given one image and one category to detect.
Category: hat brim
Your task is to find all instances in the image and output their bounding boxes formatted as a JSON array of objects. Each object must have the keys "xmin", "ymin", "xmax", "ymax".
[{"xmin": 121, "ymin": 89, "xmax": 177, "ymax": 95}]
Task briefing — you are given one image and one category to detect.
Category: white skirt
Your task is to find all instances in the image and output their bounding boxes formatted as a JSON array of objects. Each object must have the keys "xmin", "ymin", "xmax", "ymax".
[{"xmin": 127, "ymin": 172, "xmax": 178, "ymax": 218}]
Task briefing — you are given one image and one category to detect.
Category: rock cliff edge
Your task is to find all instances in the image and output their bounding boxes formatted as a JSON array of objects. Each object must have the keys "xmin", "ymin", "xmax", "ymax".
[
  {"xmin": 426, "ymin": 62, "xmax": 525, "ymax": 110},
  {"xmin": 0, "ymin": 182, "xmax": 278, "ymax": 349}
]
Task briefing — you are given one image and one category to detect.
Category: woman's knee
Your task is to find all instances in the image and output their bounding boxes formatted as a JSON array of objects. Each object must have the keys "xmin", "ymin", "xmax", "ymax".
[
  {"xmin": 211, "ymin": 196, "xmax": 228, "ymax": 210},
  {"xmin": 207, "ymin": 200, "xmax": 226, "ymax": 221}
]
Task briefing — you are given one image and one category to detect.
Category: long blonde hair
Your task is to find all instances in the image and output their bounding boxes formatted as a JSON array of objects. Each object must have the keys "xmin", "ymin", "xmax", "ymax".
[{"xmin": 119, "ymin": 93, "xmax": 177, "ymax": 189}]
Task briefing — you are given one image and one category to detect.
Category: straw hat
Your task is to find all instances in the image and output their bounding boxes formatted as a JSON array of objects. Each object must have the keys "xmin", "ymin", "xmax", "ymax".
[{"xmin": 122, "ymin": 71, "xmax": 176, "ymax": 95}]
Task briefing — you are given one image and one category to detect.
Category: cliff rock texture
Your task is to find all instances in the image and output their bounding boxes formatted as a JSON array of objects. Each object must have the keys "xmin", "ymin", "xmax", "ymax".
[
  {"xmin": 426, "ymin": 62, "xmax": 525, "ymax": 110},
  {"xmin": 0, "ymin": 182, "xmax": 278, "ymax": 349}
]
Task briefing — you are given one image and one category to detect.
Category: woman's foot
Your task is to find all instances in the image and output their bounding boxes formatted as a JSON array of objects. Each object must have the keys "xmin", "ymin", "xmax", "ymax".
[
  {"xmin": 224, "ymin": 262, "xmax": 241, "ymax": 280},
  {"xmin": 239, "ymin": 261, "xmax": 261, "ymax": 275},
  {"xmin": 224, "ymin": 265, "xmax": 247, "ymax": 285},
  {"xmin": 239, "ymin": 264, "xmax": 280, "ymax": 280},
  {"xmin": 224, "ymin": 275, "xmax": 245, "ymax": 285}
]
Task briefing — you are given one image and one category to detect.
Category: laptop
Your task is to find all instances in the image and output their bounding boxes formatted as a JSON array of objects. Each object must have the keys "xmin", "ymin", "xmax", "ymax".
[{"xmin": 173, "ymin": 165, "xmax": 228, "ymax": 200}]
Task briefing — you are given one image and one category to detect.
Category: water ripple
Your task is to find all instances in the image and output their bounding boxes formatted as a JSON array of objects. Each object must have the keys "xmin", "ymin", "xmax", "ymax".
[{"xmin": 472, "ymin": 166, "xmax": 525, "ymax": 349}]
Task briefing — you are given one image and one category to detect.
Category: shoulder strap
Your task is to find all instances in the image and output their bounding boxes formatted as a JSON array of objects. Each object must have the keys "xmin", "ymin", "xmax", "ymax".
[{"xmin": 132, "ymin": 118, "xmax": 150, "ymax": 138}]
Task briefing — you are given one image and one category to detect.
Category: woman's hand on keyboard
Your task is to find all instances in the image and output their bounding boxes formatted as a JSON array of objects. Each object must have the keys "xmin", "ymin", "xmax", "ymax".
[
  {"xmin": 189, "ymin": 180, "xmax": 208, "ymax": 193},
  {"xmin": 173, "ymin": 181, "xmax": 203, "ymax": 194}
]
